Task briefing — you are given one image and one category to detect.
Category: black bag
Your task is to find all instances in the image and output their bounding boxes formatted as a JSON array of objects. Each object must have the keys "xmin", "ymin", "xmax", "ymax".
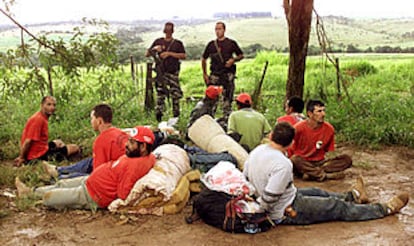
[
  {"xmin": 186, "ymin": 189, "xmax": 274, "ymax": 233},
  {"xmin": 189, "ymin": 152, "xmax": 238, "ymax": 173}
]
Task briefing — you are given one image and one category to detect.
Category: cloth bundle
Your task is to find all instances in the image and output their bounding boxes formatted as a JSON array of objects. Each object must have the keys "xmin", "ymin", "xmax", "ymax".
[{"xmin": 108, "ymin": 144, "xmax": 191, "ymax": 215}]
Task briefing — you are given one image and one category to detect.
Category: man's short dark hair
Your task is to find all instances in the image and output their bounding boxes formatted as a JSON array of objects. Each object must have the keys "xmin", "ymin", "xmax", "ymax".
[
  {"xmin": 41, "ymin": 96, "xmax": 56, "ymax": 104},
  {"xmin": 216, "ymin": 21, "xmax": 226, "ymax": 30},
  {"xmin": 288, "ymin": 96, "xmax": 304, "ymax": 113},
  {"xmin": 306, "ymin": 99, "xmax": 325, "ymax": 113},
  {"xmin": 271, "ymin": 122, "xmax": 295, "ymax": 147},
  {"xmin": 92, "ymin": 104, "xmax": 113, "ymax": 123},
  {"xmin": 164, "ymin": 22, "xmax": 174, "ymax": 33},
  {"xmin": 236, "ymin": 100, "xmax": 250, "ymax": 109}
]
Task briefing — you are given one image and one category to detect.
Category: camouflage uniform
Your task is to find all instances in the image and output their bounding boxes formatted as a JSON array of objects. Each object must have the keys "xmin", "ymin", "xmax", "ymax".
[
  {"xmin": 148, "ymin": 37, "xmax": 185, "ymax": 121},
  {"xmin": 202, "ymin": 37, "xmax": 243, "ymax": 122},
  {"xmin": 155, "ymin": 72, "xmax": 183, "ymax": 119},
  {"xmin": 207, "ymin": 72, "xmax": 235, "ymax": 122}
]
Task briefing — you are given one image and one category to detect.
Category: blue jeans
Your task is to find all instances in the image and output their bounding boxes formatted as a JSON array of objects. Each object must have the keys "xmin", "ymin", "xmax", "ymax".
[
  {"xmin": 282, "ymin": 187, "xmax": 387, "ymax": 225},
  {"xmin": 57, "ymin": 157, "xmax": 93, "ymax": 179}
]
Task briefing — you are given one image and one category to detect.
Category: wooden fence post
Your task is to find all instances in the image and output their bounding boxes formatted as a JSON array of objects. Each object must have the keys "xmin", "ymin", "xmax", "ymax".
[
  {"xmin": 335, "ymin": 57, "xmax": 341, "ymax": 100},
  {"xmin": 145, "ymin": 62, "xmax": 155, "ymax": 111},
  {"xmin": 252, "ymin": 60, "xmax": 269, "ymax": 110},
  {"xmin": 130, "ymin": 55, "xmax": 136, "ymax": 83}
]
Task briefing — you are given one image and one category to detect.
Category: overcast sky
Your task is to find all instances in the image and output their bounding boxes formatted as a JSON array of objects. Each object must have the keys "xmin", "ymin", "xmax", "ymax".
[{"xmin": 1, "ymin": 0, "xmax": 413, "ymax": 25}]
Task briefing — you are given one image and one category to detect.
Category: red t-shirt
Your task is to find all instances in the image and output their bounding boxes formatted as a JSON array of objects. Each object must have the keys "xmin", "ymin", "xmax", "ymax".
[
  {"xmin": 20, "ymin": 111, "xmax": 49, "ymax": 160},
  {"xmin": 289, "ymin": 120, "xmax": 335, "ymax": 162},
  {"xmin": 92, "ymin": 127, "xmax": 129, "ymax": 170},
  {"xmin": 277, "ymin": 113, "xmax": 305, "ymax": 126},
  {"xmin": 277, "ymin": 115, "xmax": 298, "ymax": 126},
  {"xmin": 86, "ymin": 154, "xmax": 156, "ymax": 208}
]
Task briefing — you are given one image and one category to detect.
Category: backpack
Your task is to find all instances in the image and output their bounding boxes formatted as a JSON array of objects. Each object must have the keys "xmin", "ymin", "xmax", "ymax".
[
  {"xmin": 189, "ymin": 152, "xmax": 238, "ymax": 173},
  {"xmin": 186, "ymin": 189, "xmax": 274, "ymax": 233}
]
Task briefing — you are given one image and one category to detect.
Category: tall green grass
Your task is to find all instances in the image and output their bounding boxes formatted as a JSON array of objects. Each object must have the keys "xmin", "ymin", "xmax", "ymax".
[{"xmin": 0, "ymin": 52, "xmax": 413, "ymax": 161}]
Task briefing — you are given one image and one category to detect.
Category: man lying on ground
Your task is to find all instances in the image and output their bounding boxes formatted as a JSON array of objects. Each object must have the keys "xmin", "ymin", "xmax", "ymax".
[{"xmin": 244, "ymin": 122, "xmax": 409, "ymax": 225}]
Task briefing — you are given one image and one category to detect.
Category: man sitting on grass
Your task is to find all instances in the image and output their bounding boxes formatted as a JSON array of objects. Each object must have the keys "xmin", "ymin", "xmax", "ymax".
[
  {"xmin": 14, "ymin": 96, "xmax": 80, "ymax": 167},
  {"xmin": 42, "ymin": 104, "xmax": 128, "ymax": 179},
  {"xmin": 289, "ymin": 99, "xmax": 352, "ymax": 181}
]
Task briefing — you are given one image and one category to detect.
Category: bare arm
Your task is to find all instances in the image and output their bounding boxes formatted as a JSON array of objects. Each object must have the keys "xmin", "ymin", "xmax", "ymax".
[
  {"xmin": 159, "ymin": 51, "xmax": 186, "ymax": 60},
  {"xmin": 14, "ymin": 138, "xmax": 32, "ymax": 166},
  {"xmin": 201, "ymin": 57, "xmax": 209, "ymax": 84},
  {"xmin": 145, "ymin": 45, "xmax": 162, "ymax": 57},
  {"xmin": 225, "ymin": 54, "xmax": 244, "ymax": 68}
]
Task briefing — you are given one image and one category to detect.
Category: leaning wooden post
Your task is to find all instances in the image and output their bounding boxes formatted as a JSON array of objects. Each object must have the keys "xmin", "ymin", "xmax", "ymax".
[
  {"xmin": 335, "ymin": 57, "xmax": 341, "ymax": 100},
  {"xmin": 252, "ymin": 60, "xmax": 269, "ymax": 110},
  {"xmin": 145, "ymin": 62, "xmax": 155, "ymax": 112}
]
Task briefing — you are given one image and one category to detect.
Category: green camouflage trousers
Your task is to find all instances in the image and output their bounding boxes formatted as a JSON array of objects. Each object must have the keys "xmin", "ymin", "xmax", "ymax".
[
  {"xmin": 208, "ymin": 72, "xmax": 235, "ymax": 121},
  {"xmin": 155, "ymin": 72, "xmax": 183, "ymax": 118}
]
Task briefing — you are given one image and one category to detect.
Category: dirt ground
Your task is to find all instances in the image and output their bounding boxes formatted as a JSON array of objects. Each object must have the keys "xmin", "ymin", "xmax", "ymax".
[{"xmin": 0, "ymin": 146, "xmax": 413, "ymax": 246}]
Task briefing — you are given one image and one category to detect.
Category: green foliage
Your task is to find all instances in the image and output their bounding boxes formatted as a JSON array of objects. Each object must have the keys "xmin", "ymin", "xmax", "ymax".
[
  {"xmin": 0, "ymin": 51, "xmax": 413, "ymax": 162},
  {"xmin": 0, "ymin": 164, "xmax": 17, "ymax": 187},
  {"xmin": 342, "ymin": 61, "xmax": 378, "ymax": 76},
  {"xmin": 326, "ymin": 59, "xmax": 414, "ymax": 147}
]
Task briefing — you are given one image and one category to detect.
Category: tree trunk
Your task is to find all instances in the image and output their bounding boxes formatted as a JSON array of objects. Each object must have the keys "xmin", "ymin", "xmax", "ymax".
[{"xmin": 284, "ymin": 0, "xmax": 314, "ymax": 100}]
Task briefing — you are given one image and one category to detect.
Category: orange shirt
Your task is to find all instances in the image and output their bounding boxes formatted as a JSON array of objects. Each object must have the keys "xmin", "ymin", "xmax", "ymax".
[
  {"xmin": 290, "ymin": 120, "xmax": 335, "ymax": 162},
  {"xmin": 20, "ymin": 111, "xmax": 49, "ymax": 160},
  {"xmin": 92, "ymin": 127, "xmax": 129, "ymax": 170},
  {"xmin": 86, "ymin": 154, "xmax": 156, "ymax": 208}
]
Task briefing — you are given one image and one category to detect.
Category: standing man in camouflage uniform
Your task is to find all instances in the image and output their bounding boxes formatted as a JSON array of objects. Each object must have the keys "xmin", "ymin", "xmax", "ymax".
[
  {"xmin": 201, "ymin": 21, "xmax": 244, "ymax": 123},
  {"xmin": 146, "ymin": 22, "xmax": 186, "ymax": 122}
]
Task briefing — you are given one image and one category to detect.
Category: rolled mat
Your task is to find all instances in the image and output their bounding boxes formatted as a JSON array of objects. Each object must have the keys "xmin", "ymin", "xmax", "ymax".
[
  {"xmin": 188, "ymin": 115, "xmax": 248, "ymax": 170},
  {"xmin": 188, "ymin": 115, "xmax": 225, "ymax": 150}
]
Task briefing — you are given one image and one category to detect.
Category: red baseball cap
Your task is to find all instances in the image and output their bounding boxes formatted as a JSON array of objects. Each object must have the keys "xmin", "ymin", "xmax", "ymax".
[
  {"xmin": 129, "ymin": 126, "xmax": 155, "ymax": 145},
  {"xmin": 205, "ymin": 86, "xmax": 223, "ymax": 99},
  {"xmin": 236, "ymin": 93, "xmax": 252, "ymax": 105}
]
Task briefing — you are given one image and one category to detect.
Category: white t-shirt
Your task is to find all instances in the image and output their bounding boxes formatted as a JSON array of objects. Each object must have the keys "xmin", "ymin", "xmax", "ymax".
[{"xmin": 244, "ymin": 144, "xmax": 297, "ymax": 220}]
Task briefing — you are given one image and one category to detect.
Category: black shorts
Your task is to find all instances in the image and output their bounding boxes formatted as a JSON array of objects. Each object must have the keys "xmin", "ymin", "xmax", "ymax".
[{"xmin": 28, "ymin": 141, "xmax": 69, "ymax": 164}]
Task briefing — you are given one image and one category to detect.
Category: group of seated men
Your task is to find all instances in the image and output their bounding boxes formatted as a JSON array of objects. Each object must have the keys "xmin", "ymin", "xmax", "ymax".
[{"xmin": 14, "ymin": 95, "xmax": 409, "ymax": 229}]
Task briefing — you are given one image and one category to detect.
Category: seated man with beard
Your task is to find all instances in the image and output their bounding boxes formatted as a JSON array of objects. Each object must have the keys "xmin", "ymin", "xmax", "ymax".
[{"xmin": 15, "ymin": 126, "xmax": 156, "ymax": 211}]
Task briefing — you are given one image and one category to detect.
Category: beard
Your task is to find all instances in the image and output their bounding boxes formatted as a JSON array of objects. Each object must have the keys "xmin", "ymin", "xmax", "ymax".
[{"xmin": 126, "ymin": 146, "xmax": 141, "ymax": 158}]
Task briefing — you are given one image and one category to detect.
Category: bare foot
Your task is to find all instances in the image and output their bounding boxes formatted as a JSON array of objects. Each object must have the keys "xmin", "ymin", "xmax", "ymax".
[
  {"xmin": 42, "ymin": 161, "xmax": 58, "ymax": 178},
  {"xmin": 15, "ymin": 177, "xmax": 32, "ymax": 197}
]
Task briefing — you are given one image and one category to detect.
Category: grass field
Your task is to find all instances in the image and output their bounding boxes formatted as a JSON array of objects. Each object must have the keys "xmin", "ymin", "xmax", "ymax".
[
  {"xmin": 138, "ymin": 17, "xmax": 414, "ymax": 49},
  {"xmin": 1, "ymin": 17, "xmax": 414, "ymax": 52}
]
